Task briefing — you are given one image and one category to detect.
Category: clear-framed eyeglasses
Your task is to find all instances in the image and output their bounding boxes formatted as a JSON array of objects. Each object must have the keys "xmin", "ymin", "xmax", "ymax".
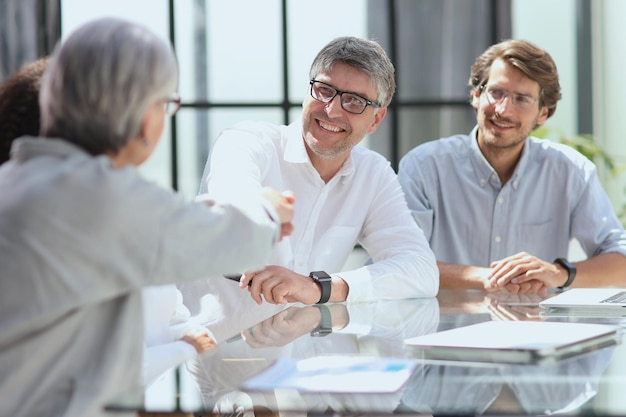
[
  {"xmin": 480, "ymin": 85, "xmax": 539, "ymax": 110},
  {"xmin": 309, "ymin": 79, "xmax": 380, "ymax": 115},
  {"xmin": 162, "ymin": 94, "xmax": 181, "ymax": 116}
]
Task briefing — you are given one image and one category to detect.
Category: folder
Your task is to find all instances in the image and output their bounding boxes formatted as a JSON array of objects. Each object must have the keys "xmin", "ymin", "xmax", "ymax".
[{"xmin": 404, "ymin": 321, "xmax": 621, "ymax": 364}]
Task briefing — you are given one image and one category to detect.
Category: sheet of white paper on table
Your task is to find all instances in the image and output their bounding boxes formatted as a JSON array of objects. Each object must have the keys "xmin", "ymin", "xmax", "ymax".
[{"xmin": 241, "ymin": 355, "xmax": 418, "ymax": 393}]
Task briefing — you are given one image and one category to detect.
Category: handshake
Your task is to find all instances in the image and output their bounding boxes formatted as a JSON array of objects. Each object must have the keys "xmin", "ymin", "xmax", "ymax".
[
  {"xmin": 197, "ymin": 186, "xmax": 295, "ymax": 242},
  {"xmin": 261, "ymin": 187, "xmax": 295, "ymax": 241}
]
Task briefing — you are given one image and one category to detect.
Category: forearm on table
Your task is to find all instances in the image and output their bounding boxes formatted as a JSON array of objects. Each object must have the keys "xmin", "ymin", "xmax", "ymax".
[
  {"xmin": 438, "ymin": 261, "xmax": 492, "ymax": 290},
  {"xmin": 570, "ymin": 252, "xmax": 626, "ymax": 287},
  {"xmin": 336, "ymin": 254, "xmax": 438, "ymax": 302}
]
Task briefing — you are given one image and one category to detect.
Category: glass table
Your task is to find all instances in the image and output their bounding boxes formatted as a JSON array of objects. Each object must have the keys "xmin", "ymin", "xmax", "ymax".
[{"xmin": 106, "ymin": 284, "xmax": 626, "ymax": 416}]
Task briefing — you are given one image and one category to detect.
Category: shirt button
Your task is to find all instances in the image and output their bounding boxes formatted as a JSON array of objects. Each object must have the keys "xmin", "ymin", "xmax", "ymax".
[
  {"xmin": 495, "ymin": 236, "xmax": 501, "ymax": 243},
  {"xmin": 498, "ymin": 197, "xmax": 504, "ymax": 204}
]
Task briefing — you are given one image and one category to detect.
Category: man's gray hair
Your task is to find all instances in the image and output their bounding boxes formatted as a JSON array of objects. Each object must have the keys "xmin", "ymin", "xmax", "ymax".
[
  {"xmin": 40, "ymin": 17, "xmax": 178, "ymax": 155},
  {"xmin": 308, "ymin": 36, "xmax": 396, "ymax": 108}
]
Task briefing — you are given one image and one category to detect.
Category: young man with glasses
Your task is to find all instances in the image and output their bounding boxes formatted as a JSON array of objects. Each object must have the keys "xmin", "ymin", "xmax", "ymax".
[
  {"xmin": 199, "ymin": 36, "xmax": 438, "ymax": 305},
  {"xmin": 398, "ymin": 39, "xmax": 626, "ymax": 293}
]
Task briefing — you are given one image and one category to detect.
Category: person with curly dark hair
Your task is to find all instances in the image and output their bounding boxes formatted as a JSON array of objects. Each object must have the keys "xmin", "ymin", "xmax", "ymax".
[{"xmin": 0, "ymin": 57, "xmax": 48, "ymax": 164}]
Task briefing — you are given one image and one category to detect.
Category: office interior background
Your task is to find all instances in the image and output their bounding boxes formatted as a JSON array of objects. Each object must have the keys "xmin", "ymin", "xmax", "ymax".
[
  {"xmin": 2, "ymin": 0, "xmax": 626, "ymax": 404},
  {"xmin": 1, "ymin": 0, "xmax": 625, "ymax": 215}
]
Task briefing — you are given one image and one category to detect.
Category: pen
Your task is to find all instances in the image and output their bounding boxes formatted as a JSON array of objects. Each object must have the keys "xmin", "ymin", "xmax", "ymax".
[{"xmin": 223, "ymin": 274, "xmax": 252, "ymax": 286}]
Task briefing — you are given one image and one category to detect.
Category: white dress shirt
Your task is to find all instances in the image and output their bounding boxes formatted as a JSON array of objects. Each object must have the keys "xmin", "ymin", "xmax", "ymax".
[
  {"xmin": 199, "ymin": 119, "xmax": 438, "ymax": 301},
  {"xmin": 142, "ymin": 285, "xmax": 217, "ymax": 386}
]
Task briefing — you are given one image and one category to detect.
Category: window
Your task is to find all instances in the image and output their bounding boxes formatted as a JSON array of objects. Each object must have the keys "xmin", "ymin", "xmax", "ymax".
[
  {"xmin": 59, "ymin": 0, "xmax": 509, "ymax": 198},
  {"xmin": 171, "ymin": 0, "xmax": 508, "ymax": 198}
]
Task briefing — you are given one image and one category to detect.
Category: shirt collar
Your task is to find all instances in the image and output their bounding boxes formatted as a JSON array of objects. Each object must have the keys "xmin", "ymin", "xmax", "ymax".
[
  {"xmin": 468, "ymin": 126, "xmax": 499, "ymax": 189},
  {"xmin": 283, "ymin": 120, "xmax": 355, "ymax": 182},
  {"xmin": 284, "ymin": 121, "xmax": 309, "ymax": 164},
  {"xmin": 510, "ymin": 139, "xmax": 530, "ymax": 189},
  {"xmin": 469, "ymin": 125, "xmax": 528, "ymax": 190},
  {"xmin": 10, "ymin": 136, "xmax": 88, "ymax": 163}
]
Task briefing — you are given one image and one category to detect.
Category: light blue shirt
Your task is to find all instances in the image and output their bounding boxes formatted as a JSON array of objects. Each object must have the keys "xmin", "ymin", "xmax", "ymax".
[{"xmin": 398, "ymin": 126, "xmax": 626, "ymax": 266}]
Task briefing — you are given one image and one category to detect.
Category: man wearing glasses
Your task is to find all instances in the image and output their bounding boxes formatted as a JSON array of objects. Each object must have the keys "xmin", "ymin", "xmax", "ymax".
[
  {"xmin": 199, "ymin": 36, "xmax": 438, "ymax": 305},
  {"xmin": 398, "ymin": 39, "xmax": 626, "ymax": 293}
]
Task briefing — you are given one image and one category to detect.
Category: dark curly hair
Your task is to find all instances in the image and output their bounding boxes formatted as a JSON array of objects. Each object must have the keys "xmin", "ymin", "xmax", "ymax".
[{"xmin": 0, "ymin": 57, "xmax": 48, "ymax": 164}]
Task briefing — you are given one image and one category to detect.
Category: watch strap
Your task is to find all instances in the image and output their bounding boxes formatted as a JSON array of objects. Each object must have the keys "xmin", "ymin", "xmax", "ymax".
[
  {"xmin": 554, "ymin": 258, "xmax": 576, "ymax": 289},
  {"xmin": 309, "ymin": 271, "xmax": 332, "ymax": 304},
  {"xmin": 310, "ymin": 304, "xmax": 332, "ymax": 337}
]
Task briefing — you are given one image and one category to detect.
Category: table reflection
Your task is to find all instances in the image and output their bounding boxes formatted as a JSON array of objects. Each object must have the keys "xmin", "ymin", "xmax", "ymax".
[
  {"xmin": 188, "ymin": 297, "xmax": 440, "ymax": 416},
  {"xmin": 106, "ymin": 289, "xmax": 626, "ymax": 417},
  {"xmin": 399, "ymin": 345, "xmax": 615, "ymax": 415}
]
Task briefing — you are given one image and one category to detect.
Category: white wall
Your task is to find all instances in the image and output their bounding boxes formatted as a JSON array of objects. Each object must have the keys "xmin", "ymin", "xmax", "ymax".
[
  {"xmin": 511, "ymin": 0, "xmax": 577, "ymax": 138},
  {"xmin": 592, "ymin": 0, "xmax": 626, "ymax": 213},
  {"xmin": 61, "ymin": 0, "xmax": 174, "ymax": 188},
  {"xmin": 513, "ymin": 0, "xmax": 625, "ymax": 218}
]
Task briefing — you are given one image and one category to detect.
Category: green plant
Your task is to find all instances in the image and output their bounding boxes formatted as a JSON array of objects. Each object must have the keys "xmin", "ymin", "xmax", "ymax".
[{"xmin": 533, "ymin": 126, "xmax": 621, "ymax": 174}]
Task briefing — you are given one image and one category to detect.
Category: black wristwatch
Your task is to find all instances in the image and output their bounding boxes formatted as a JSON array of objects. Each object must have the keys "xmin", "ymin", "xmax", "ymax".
[
  {"xmin": 310, "ymin": 304, "xmax": 332, "ymax": 337},
  {"xmin": 554, "ymin": 258, "xmax": 576, "ymax": 289},
  {"xmin": 309, "ymin": 271, "xmax": 332, "ymax": 304}
]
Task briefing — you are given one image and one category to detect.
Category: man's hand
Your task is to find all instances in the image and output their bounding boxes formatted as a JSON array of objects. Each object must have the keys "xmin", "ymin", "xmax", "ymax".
[
  {"xmin": 486, "ymin": 299, "xmax": 545, "ymax": 321},
  {"xmin": 241, "ymin": 306, "xmax": 322, "ymax": 348},
  {"xmin": 484, "ymin": 276, "xmax": 546, "ymax": 294},
  {"xmin": 240, "ymin": 265, "xmax": 322, "ymax": 305},
  {"xmin": 485, "ymin": 291, "xmax": 547, "ymax": 320},
  {"xmin": 261, "ymin": 188, "xmax": 295, "ymax": 241},
  {"xmin": 438, "ymin": 261, "xmax": 544, "ymax": 293},
  {"xmin": 488, "ymin": 252, "xmax": 563, "ymax": 291},
  {"xmin": 180, "ymin": 331, "xmax": 216, "ymax": 354}
]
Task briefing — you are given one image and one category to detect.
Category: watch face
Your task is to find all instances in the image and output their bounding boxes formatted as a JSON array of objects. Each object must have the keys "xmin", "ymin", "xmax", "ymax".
[
  {"xmin": 311, "ymin": 271, "xmax": 331, "ymax": 281},
  {"xmin": 311, "ymin": 328, "xmax": 332, "ymax": 337}
]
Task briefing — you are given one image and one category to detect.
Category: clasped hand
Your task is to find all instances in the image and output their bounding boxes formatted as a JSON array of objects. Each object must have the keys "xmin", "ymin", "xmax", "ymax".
[{"xmin": 486, "ymin": 252, "xmax": 563, "ymax": 293}]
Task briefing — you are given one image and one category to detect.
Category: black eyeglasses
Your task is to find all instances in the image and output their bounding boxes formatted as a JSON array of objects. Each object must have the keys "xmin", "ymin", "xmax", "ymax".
[
  {"xmin": 309, "ymin": 79, "xmax": 380, "ymax": 114},
  {"xmin": 480, "ymin": 85, "xmax": 539, "ymax": 110},
  {"xmin": 162, "ymin": 94, "xmax": 181, "ymax": 116}
]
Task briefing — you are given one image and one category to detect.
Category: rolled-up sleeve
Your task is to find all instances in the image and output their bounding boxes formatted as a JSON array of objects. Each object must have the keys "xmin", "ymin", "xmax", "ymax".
[{"xmin": 341, "ymin": 164, "xmax": 439, "ymax": 301}]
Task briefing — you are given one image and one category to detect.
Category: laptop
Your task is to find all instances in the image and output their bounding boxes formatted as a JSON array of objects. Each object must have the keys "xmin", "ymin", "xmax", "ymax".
[
  {"xmin": 539, "ymin": 288, "xmax": 626, "ymax": 312},
  {"xmin": 404, "ymin": 320, "xmax": 621, "ymax": 364}
]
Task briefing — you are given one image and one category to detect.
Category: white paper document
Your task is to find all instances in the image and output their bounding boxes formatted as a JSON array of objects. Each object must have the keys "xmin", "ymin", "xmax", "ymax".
[
  {"xmin": 241, "ymin": 355, "xmax": 418, "ymax": 393},
  {"xmin": 404, "ymin": 320, "xmax": 621, "ymax": 364}
]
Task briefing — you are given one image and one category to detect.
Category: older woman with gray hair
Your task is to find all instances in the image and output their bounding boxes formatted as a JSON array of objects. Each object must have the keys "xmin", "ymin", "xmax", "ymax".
[{"xmin": 0, "ymin": 17, "xmax": 294, "ymax": 417}]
